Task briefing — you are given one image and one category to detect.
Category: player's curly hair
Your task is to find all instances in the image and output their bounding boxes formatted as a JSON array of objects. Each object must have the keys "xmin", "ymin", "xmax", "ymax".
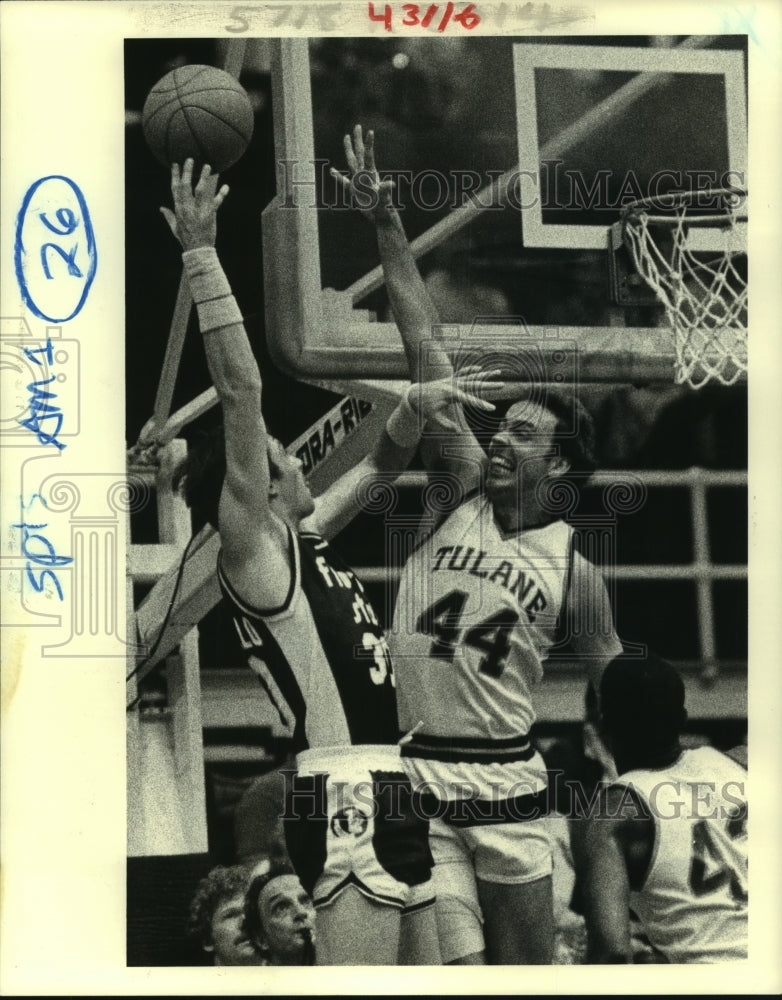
[
  {"xmin": 186, "ymin": 864, "xmax": 251, "ymax": 946},
  {"xmin": 172, "ymin": 425, "xmax": 282, "ymax": 531},
  {"xmin": 509, "ymin": 386, "xmax": 597, "ymax": 482}
]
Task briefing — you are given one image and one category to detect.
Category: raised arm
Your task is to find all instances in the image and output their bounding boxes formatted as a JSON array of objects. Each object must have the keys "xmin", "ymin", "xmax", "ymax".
[
  {"xmin": 332, "ymin": 126, "xmax": 490, "ymax": 488},
  {"xmin": 161, "ymin": 160, "xmax": 288, "ymax": 603},
  {"xmin": 312, "ymin": 371, "xmax": 501, "ymax": 540}
]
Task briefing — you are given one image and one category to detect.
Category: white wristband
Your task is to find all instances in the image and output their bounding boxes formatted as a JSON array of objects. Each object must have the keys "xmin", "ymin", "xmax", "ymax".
[
  {"xmin": 181, "ymin": 247, "xmax": 242, "ymax": 333},
  {"xmin": 385, "ymin": 393, "xmax": 420, "ymax": 447}
]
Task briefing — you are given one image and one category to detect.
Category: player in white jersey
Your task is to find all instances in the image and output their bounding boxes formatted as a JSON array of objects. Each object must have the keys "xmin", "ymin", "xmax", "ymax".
[
  {"xmin": 583, "ymin": 653, "xmax": 747, "ymax": 963},
  {"xmin": 334, "ymin": 127, "xmax": 623, "ymax": 964},
  {"xmin": 161, "ymin": 159, "xmax": 497, "ymax": 964}
]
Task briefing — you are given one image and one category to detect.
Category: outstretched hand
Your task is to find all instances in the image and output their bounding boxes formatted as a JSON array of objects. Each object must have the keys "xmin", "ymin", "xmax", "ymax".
[
  {"xmin": 330, "ymin": 124, "xmax": 396, "ymax": 223},
  {"xmin": 409, "ymin": 366, "xmax": 506, "ymax": 431},
  {"xmin": 160, "ymin": 159, "xmax": 230, "ymax": 251}
]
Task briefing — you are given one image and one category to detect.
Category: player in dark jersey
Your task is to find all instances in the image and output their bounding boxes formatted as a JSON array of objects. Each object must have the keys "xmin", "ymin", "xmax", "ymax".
[
  {"xmin": 334, "ymin": 127, "xmax": 622, "ymax": 964},
  {"xmin": 161, "ymin": 159, "xmax": 498, "ymax": 964},
  {"xmin": 582, "ymin": 654, "xmax": 747, "ymax": 963}
]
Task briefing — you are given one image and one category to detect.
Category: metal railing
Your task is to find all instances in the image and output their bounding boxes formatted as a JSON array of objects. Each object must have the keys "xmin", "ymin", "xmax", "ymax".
[{"xmin": 351, "ymin": 467, "xmax": 747, "ymax": 675}]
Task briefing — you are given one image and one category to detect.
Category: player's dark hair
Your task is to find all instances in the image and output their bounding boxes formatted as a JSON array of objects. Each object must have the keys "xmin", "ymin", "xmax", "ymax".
[
  {"xmin": 173, "ymin": 425, "xmax": 282, "ymax": 531},
  {"xmin": 509, "ymin": 386, "xmax": 597, "ymax": 482},
  {"xmin": 186, "ymin": 864, "xmax": 250, "ymax": 946},
  {"xmin": 599, "ymin": 652, "xmax": 687, "ymax": 755}
]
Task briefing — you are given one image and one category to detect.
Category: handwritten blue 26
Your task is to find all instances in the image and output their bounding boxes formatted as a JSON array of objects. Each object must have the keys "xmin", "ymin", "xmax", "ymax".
[{"xmin": 14, "ymin": 175, "xmax": 97, "ymax": 323}]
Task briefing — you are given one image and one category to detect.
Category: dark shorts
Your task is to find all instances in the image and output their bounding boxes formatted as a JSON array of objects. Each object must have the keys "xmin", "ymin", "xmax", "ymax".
[{"xmin": 284, "ymin": 746, "xmax": 434, "ymax": 910}]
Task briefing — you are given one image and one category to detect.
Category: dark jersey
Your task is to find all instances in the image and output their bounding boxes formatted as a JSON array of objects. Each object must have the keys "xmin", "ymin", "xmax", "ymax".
[{"xmin": 218, "ymin": 525, "xmax": 399, "ymax": 752}]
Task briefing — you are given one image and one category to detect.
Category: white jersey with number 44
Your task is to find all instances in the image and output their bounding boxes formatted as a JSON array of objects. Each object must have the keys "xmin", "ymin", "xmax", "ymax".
[{"xmin": 390, "ymin": 493, "xmax": 574, "ymax": 743}]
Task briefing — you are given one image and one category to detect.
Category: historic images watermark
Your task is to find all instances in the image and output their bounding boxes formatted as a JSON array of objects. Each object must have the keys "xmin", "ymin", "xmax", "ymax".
[
  {"xmin": 277, "ymin": 158, "xmax": 747, "ymax": 213},
  {"xmin": 282, "ymin": 774, "xmax": 747, "ymax": 824}
]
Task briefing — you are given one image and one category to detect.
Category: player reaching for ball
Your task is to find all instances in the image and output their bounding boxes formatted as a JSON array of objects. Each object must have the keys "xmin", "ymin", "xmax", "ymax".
[
  {"xmin": 160, "ymin": 159, "xmax": 502, "ymax": 965},
  {"xmin": 335, "ymin": 127, "xmax": 623, "ymax": 965}
]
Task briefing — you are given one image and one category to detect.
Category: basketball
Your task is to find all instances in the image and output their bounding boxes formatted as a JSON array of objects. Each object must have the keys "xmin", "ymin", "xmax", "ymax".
[{"xmin": 142, "ymin": 65, "xmax": 254, "ymax": 174}]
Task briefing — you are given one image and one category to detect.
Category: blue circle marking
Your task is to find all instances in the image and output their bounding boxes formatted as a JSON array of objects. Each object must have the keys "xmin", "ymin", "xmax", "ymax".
[{"xmin": 14, "ymin": 175, "xmax": 97, "ymax": 323}]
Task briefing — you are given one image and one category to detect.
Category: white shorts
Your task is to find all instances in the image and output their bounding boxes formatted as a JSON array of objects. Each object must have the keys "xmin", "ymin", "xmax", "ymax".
[
  {"xmin": 402, "ymin": 753, "xmax": 553, "ymax": 962},
  {"xmin": 284, "ymin": 745, "xmax": 434, "ymax": 911},
  {"xmin": 430, "ymin": 813, "xmax": 553, "ymax": 887},
  {"xmin": 429, "ymin": 817, "xmax": 553, "ymax": 962},
  {"xmin": 401, "ymin": 747, "xmax": 549, "ymax": 802}
]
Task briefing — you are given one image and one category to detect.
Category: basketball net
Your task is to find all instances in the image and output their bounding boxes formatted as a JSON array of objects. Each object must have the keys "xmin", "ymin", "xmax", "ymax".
[{"xmin": 622, "ymin": 189, "xmax": 747, "ymax": 388}]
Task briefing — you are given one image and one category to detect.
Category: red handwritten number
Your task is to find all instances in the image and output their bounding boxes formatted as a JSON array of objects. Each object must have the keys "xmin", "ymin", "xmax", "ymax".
[
  {"xmin": 420, "ymin": 3, "xmax": 439, "ymax": 26},
  {"xmin": 368, "ymin": 2, "xmax": 392, "ymax": 29},
  {"xmin": 454, "ymin": 3, "xmax": 480, "ymax": 29},
  {"xmin": 370, "ymin": 1, "xmax": 480, "ymax": 32},
  {"xmin": 437, "ymin": 1, "xmax": 454, "ymax": 30}
]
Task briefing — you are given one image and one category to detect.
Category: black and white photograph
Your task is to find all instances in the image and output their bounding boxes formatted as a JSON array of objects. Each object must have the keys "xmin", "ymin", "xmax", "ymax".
[{"xmin": 1, "ymin": 1, "xmax": 781, "ymax": 994}]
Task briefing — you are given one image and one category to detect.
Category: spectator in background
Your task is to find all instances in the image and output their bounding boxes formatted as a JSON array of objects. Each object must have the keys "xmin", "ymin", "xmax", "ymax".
[
  {"xmin": 186, "ymin": 864, "xmax": 262, "ymax": 966},
  {"xmin": 244, "ymin": 865, "xmax": 316, "ymax": 965}
]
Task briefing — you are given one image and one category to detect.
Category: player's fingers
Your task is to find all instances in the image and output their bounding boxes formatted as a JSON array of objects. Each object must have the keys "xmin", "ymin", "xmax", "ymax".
[
  {"xmin": 458, "ymin": 366, "xmax": 505, "ymax": 380},
  {"xmin": 456, "ymin": 362, "xmax": 505, "ymax": 376},
  {"xmin": 195, "ymin": 163, "xmax": 213, "ymax": 195},
  {"xmin": 170, "ymin": 161, "xmax": 181, "ymax": 192},
  {"xmin": 365, "ymin": 129, "xmax": 376, "ymax": 173},
  {"xmin": 353, "ymin": 123, "xmax": 365, "ymax": 169},
  {"xmin": 464, "ymin": 376, "xmax": 508, "ymax": 390},
  {"xmin": 213, "ymin": 184, "xmax": 230, "ymax": 210},
  {"xmin": 205, "ymin": 173, "xmax": 221, "ymax": 200},
  {"xmin": 453, "ymin": 390, "xmax": 496, "ymax": 411},
  {"xmin": 455, "ymin": 374, "xmax": 507, "ymax": 394},
  {"xmin": 170, "ymin": 171, "xmax": 185, "ymax": 214},
  {"xmin": 343, "ymin": 133, "xmax": 358, "ymax": 173},
  {"xmin": 181, "ymin": 157, "xmax": 194, "ymax": 189},
  {"xmin": 159, "ymin": 206, "xmax": 177, "ymax": 237},
  {"xmin": 330, "ymin": 167, "xmax": 351, "ymax": 191}
]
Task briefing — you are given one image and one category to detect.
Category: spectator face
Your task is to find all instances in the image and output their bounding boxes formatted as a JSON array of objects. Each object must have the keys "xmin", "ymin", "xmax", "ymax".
[
  {"xmin": 256, "ymin": 874, "xmax": 316, "ymax": 964},
  {"xmin": 208, "ymin": 892, "xmax": 263, "ymax": 966}
]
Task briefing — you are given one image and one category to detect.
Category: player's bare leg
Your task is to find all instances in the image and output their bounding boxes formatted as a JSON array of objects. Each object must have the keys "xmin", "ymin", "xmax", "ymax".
[
  {"xmin": 477, "ymin": 874, "xmax": 554, "ymax": 964},
  {"xmin": 315, "ymin": 885, "xmax": 401, "ymax": 965}
]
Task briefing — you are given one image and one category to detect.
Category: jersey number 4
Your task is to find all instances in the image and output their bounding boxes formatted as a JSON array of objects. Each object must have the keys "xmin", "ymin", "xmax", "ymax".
[
  {"xmin": 415, "ymin": 589, "xmax": 518, "ymax": 678},
  {"xmin": 689, "ymin": 814, "xmax": 747, "ymax": 903}
]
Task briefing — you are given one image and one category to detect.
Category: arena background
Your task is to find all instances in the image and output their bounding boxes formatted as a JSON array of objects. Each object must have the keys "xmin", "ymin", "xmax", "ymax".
[{"xmin": 124, "ymin": 35, "xmax": 747, "ymax": 964}]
